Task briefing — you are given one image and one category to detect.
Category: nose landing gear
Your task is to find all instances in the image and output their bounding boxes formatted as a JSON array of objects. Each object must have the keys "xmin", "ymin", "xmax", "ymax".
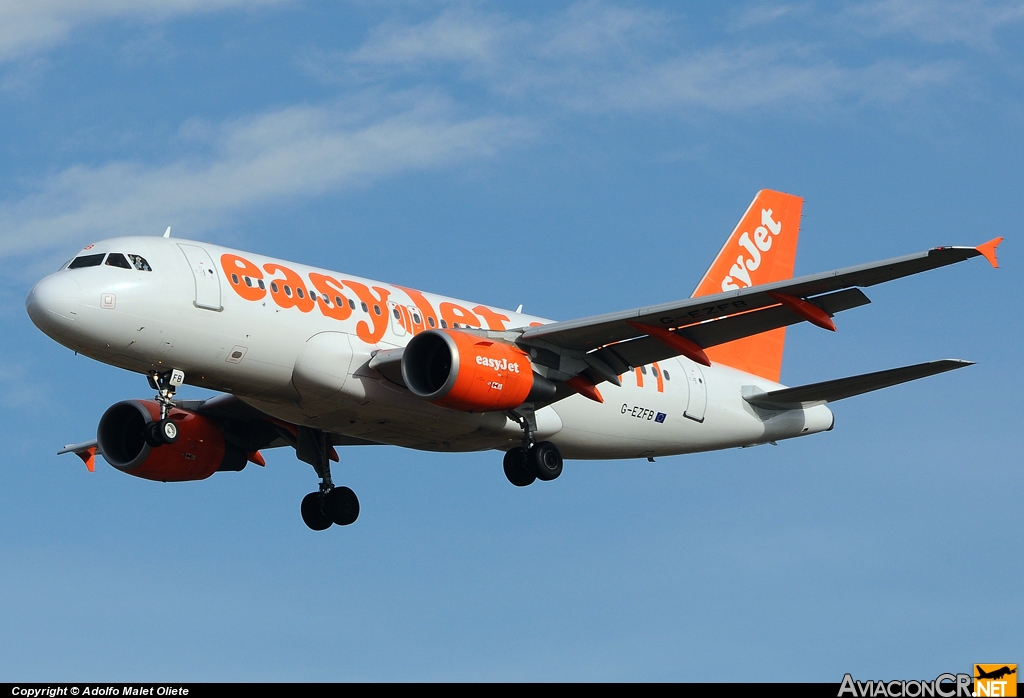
[
  {"xmin": 504, "ymin": 406, "xmax": 563, "ymax": 487},
  {"xmin": 145, "ymin": 369, "xmax": 184, "ymax": 446}
]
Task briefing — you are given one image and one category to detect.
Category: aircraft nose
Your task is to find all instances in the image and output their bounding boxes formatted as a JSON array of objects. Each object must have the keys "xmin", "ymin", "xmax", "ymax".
[{"xmin": 26, "ymin": 273, "xmax": 81, "ymax": 337}]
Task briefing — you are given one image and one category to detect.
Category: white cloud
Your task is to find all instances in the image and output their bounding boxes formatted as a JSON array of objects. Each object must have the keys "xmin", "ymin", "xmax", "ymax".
[
  {"xmin": 588, "ymin": 49, "xmax": 958, "ymax": 113},
  {"xmin": 0, "ymin": 93, "xmax": 529, "ymax": 258},
  {"xmin": 349, "ymin": 9, "xmax": 510, "ymax": 69},
  {"xmin": 732, "ymin": 4, "xmax": 808, "ymax": 30},
  {"xmin": 336, "ymin": 3, "xmax": 960, "ymax": 115},
  {"xmin": 0, "ymin": 0, "xmax": 285, "ymax": 63},
  {"xmin": 0, "ymin": 2, "xmax": 996, "ymax": 261},
  {"xmin": 844, "ymin": 0, "xmax": 1024, "ymax": 48}
]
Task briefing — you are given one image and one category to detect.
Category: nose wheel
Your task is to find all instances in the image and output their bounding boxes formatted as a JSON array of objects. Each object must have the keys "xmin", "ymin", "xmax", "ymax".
[
  {"xmin": 144, "ymin": 369, "xmax": 184, "ymax": 446},
  {"xmin": 144, "ymin": 418, "xmax": 179, "ymax": 447}
]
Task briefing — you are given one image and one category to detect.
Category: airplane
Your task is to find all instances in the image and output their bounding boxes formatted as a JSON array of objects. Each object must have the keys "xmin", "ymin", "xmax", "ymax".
[
  {"xmin": 25, "ymin": 190, "xmax": 1001, "ymax": 530},
  {"xmin": 976, "ymin": 666, "xmax": 1016, "ymax": 681}
]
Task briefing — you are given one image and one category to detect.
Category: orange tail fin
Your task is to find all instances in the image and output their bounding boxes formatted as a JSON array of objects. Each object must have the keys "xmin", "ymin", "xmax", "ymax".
[{"xmin": 691, "ymin": 190, "xmax": 803, "ymax": 383}]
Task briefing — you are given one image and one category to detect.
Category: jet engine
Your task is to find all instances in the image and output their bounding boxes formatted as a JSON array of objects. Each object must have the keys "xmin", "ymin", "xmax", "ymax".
[
  {"xmin": 401, "ymin": 329, "xmax": 555, "ymax": 411},
  {"xmin": 97, "ymin": 400, "xmax": 246, "ymax": 482}
]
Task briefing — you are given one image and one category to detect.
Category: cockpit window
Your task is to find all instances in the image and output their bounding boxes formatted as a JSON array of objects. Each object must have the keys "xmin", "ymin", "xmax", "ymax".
[
  {"xmin": 105, "ymin": 253, "xmax": 132, "ymax": 269},
  {"xmin": 128, "ymin": 254, "xmax": 152, "ymax": 271},
  {"xmin": 68, "ymin": 253, "xmax": 105, "ymax": 269}
]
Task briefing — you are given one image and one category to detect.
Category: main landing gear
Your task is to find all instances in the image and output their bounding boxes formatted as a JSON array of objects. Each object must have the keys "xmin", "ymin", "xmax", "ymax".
[
  {"xmin": 504, "ymin": 406, "xmax": 563, "ymax": 487},
  {"xmin": 295, "ymin": 426, "xmax": 359, "ymax": 531},
  {"xmin": 145, "ymin": 369, "xmax": 184, "ymax": 447}
]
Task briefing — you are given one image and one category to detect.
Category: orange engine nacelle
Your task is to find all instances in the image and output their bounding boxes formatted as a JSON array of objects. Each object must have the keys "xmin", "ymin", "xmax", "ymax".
[
  {"xmin": 401, "ymin": 329, "xmax": 551, "ymax": 411},
  {"xmin": 96, "ymin": 400, "xmax": 246, "ymax": 482}
]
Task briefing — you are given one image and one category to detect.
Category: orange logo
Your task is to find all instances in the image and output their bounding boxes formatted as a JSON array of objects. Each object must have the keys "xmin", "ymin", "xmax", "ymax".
[
  {"xmin": 691, "ymin": 189, "xmax": 803, "ymax": 383},
  {"xmin": 975, "ymin": 665, "xmax": 1017, "ymax": 697},
  {"xmin": 220, "ymin": 254, "xmax": 514, "ymax": 341},
  {"xmin": 693, "ymin": 191, "xmax": 801, "ymax": 294}
]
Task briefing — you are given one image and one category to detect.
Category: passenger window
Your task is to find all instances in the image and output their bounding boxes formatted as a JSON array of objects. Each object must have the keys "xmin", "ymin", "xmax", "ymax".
[
  {"xmin": 231, "ymin": 274, "xmax": 240, "ymax": 284},
  {"xmin": 257, "ymin": 279, "xmax": 265, "ymax": 290},
  {"xmin": 652, "ymin": 367, "xmax": 660, "ymax": 378},
  {"xmin": 360, "ymin": 302, "xmax": 368, "ymax": 312},
  {"xmin": 428, "ymin": 317, "xmax": 436, "ymax": 327},
  {"xmin": 373, "ymin": 305, "xmax": 381, "ymax": 315},
  {"xmin": 284, "ymin": 285, "xmax": 293, "ymax": 297},
  {"xmin": 348, "ymin": 299, "xmax": 356, "ymax": 310},
  {"xmin": 335, "ymin": 296, "xmax": 343, "ymax": 307},
  {"xmin": 393, "ymin": 308, "xmax": 400, "ymax": 319},
  {"xmin": 640, "ymin": 366, "xmax": 647, "ymax": 375},
  {"xmin": 663, "ymin": 370, "xmax": 671, "ymax": 381},
  {"xmin": 68, "ymin": 253, "xmax": 105, "ymax": 269},
  {"xmin": 440, "ymin": 320, "xmax": 448, "ymax": 328},
  {"xmin": 127, "ymin": 254, "xmax": 152, "ymax": 271},
  {"xmin": 104, "ymin": 253, "xmax": 132, "ymax": 269},
  {"xmin": 296, "ymin": 287, "xmax": 305, "ymax": 299}
]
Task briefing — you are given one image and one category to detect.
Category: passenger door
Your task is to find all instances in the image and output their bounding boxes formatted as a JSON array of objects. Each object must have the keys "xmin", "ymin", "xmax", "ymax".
[{"xmin": 178, "ymin": 244, "xmax": 222, "ymax": 311}]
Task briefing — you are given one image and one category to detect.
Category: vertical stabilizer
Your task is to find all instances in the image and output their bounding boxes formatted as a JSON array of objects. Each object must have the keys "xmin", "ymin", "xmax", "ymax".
[{"xmin": 691, "ymin": 190, "xmax": 803, "ymax": 382}]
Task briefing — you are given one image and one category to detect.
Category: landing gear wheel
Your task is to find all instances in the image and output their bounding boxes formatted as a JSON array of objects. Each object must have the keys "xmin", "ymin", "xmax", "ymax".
[
  {"xmin": 530, "ymin": 441, "xmax": 563, "ymax": 481},
  {"xmin": 324, "ymin": 486, "xmax": 359, "ymax": 526},
  {"xmin": 300, "ymin": 492, "xmax": 332, "ymax": 531},
  {"xmin": 503, "ymin": 447, "xmax": 536, "ymax": 487},
  {"xmin": 144, "ymin": 421, "xmax": 164, "ymax": 448},
  {"xmin": 159, "ymin": 418, "xmax": 178, "ymax": 444}
]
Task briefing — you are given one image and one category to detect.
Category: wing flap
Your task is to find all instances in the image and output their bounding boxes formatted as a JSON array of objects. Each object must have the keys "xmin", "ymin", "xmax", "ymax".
[
  {"xmin": 591, "ymin": 288, "xmax": 870, "ymax": 373},
  {"xmin": 742, "ymin": 359, "xmax": 973, "ymax": 409}
]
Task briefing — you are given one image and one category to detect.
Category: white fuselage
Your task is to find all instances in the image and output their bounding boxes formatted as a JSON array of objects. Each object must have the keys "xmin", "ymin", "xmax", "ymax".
[{"xmin": 26, "ymin": 236, "xmax": 834, "ymax": 459}]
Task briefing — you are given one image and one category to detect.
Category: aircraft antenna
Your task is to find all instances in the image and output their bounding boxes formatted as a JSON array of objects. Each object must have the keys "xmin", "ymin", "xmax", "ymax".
[{"xmin": 163, "ymin": 226, "xmax": 172, "ymax": 238}]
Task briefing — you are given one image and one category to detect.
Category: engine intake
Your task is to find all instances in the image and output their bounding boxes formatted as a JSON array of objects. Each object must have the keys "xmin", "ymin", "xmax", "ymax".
[
  {"xmin": 97, "ymin": 400, "xmax": 245, "ymax": 482},
  {"xmin": 401, "ymin": 330, "xmax": 553, "ymax": 411}
]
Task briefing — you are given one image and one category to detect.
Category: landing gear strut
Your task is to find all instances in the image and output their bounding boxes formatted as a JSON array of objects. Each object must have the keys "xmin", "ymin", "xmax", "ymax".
[
  {"xmin": 296, "ymin": 426, "xmax": 359, "ymax": 530},
  {"xmin": 145, "ymin": 369, "xmax": 183, "ymax": 446},
  {"xmin": 504, "ymin": 405, "xmax": 563, "ymax": 486}
]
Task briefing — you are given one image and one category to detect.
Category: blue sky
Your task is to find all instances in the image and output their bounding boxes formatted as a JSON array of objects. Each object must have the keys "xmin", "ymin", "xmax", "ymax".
[{"xmin": 1, "ymin": 0, "xmax": 1021, "ymax": 681}]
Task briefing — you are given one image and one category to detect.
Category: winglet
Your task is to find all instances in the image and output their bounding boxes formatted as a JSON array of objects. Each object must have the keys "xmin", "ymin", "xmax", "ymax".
[{"xmin": 975, "ymin": 237, "xmax": 1002, "ymax": 268}]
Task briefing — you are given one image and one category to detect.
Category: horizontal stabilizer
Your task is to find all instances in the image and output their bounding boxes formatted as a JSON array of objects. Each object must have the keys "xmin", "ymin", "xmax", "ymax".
[{"xmin": 743, "ymin": 359, "xmax": 973, "ymax": 409}]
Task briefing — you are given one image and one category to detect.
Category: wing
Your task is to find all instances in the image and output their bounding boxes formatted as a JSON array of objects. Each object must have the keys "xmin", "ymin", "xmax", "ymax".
[{"xmin": 515, "ymin": 241, "xmax": 999, "ymax": 389}]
